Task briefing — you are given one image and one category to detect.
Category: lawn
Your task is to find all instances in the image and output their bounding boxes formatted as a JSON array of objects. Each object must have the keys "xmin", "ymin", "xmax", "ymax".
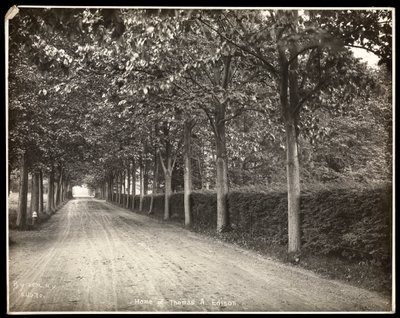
[{"xmin": 8, "ymin": 192, "xmax": 47, "ymax": 228}]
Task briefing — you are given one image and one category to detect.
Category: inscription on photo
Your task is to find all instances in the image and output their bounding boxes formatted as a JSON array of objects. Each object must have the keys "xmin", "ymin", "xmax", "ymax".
[{"xmin": 129, "ymin": 298, "xmax": 237, "ymax": 308}]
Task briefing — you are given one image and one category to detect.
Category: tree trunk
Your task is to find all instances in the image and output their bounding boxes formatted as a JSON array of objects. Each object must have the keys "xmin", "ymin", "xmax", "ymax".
[
  {"xmin": 66, "ymin": 182, "xmax": 71, "ymax": 199},
  {"xmin": 8, "ymin": 163, "xmax": 11, "ymax": 196},
  {"xmin": 122, "ymin": 169, "xmax": 126, "ymax": 206},
  {"xmin": 110, "ymin": 172, "xmax": 114, "ymax": 202},
  {"xmin": 47, "ymin": 166, "xmax": 55, "ymax": 214},
  {"xmin": 39, "ymin": 169, "xmax": 44, "ymax": 215},
  {"xmin": 278, "ymin": 19, "xmax": 302, "ymax": 256},
  {"xmin": 63, "ymin": 176, "xmax": 68, "ymax": 202},
  {"xmin": 149, "ymin": 149, "xmax": 159, "ymax": 214},
  {"xmin": 30, "ymin": 175, "xmax": 34, "ymax": 213},
  {"xmin": 215, "ymin": 131, "xmax": 229, "ymax": 232},
  {"xmin": 120, "ymin": 171, "xmax": 123, "ymax": 205},
  {"xmin": 183, "ymin": 119, "xmax": 193, "ymax": 227},
  {"xmin": 60, "ymin": 177, "xmax": 64, "ymax": 203},
  {"xmin": 159, "ymin": 145, "xmax": 175, "ymax": 220},
  {"xmin": 56, "ymin": 165, "xmax": 63, "ymax": 206},
  {"xmin": 106, "ymin": 174, "xmax": 110, "ymax": 201},
  {"xmin": 64, "ymin": 177, "xmax": 68, "ymax": 201},
  {"xmin": 16, "ymin": 152, "xmax": 29, "ymax": 229},
  {"xmin": 54, "ymin": 182, "xmax": 58, "ymax": 208},
  {"xmin": 164, "ymin": 170, "xmax": 172, "ymax": 220},
  {"xmin": 62, "ymin": 177, "xmax": 65, "ymax": 202},
  {"xmin": 139, "ymin": 156, "xmax": 144, "ymax": 212},
  {"xmin": 197, "ymin": 158, "xmax": 203, "ymax": 190},
  {"xmin": 287, "ymin": 28, "xmax": 301, "ymax": 255},
  {"xmin": 31, "ymin": 172, "xmax": 40, "ymax": 221},
  {"xmin": 285, "ymin": 116, "xmax": 301, "ymax": 255},
  {"xmin": 108, "ymin": 175, "xmax": 111, "ymax": 201},
  {"xmin": 58, "ymin": 169, "xmax": 63, "ymax": 206},
  {"xmin": 214, "ymin": 55, "xmax": 231, "ymax": 233},
  {"xmin": 116, "ymin": 172, "xmax": 119, "ymax": 204},
  {"xmin": 144, "ymin": 159, "xmax": 149, "ymax": 195},
  {"xmin": 126, "ymin": 165, "xmax": 131, "ymax": 209},
  {"xmin": 131, "ymin": 159, "xmax": 136, "ymax": 210}
]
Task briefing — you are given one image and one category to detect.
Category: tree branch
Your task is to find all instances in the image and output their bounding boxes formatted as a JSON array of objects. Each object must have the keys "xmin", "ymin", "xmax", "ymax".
[
  {"xmin": 344, "ymin": 44, "xmax": 380, "ymax": 56},
  {"xmin": 236, "ymin": 70, "xmax": 263, "ymax": 90},
  {"xmin": 220, "ymin": 107, "xmax": 245, "ymax": 124},
  {"xmin": 171, "ymin": 150, "xmax": 179, "ymax": 171},
  {"xmin": 158, "ymin": 150, "xmax": 167, "ymax": 174},
  {"xmin": 220, "ymin": 104, "xmax": 266, "ymax": 124},
  {"xmin": 288, "ymin": 44, "xmax": 319, "ymax": 65},
  {"xmin": 182, "ymin": 47, "xmax": 216, "ymax": 86},
  {"xmin": 222, "ymin": 55, "xmax": 232, "ymax": 89},
  {"xmin": 171, "ymin": 82, "xmax": 190, "ymax": 96},
  {"xmin": 200, "ymin": 105, "xmax": 217, "ymax": 136},
  {"xmin": 299, "ymin": 48, "xmax": 317, "ymax": 91},
  {"xmin": 294, "ymin": 78, "xmax": 327, "ymax": 114},
  {"xmin": 197, "ymin": 17, "xmax": 279, "ymax": 78}
]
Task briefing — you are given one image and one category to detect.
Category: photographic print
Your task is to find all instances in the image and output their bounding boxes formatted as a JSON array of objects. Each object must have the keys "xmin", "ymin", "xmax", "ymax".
[{"xmin": 6, "ymin": 6, "xmax": 394, "ymax": 313}]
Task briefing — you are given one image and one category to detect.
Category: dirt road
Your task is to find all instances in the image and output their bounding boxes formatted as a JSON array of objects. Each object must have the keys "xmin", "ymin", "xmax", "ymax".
[{"xmin": 8, "ymin": 198, "xmax": 392, "ymax": 312}]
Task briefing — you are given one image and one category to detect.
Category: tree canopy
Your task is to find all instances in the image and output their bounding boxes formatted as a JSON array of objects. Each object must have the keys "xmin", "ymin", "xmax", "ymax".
[{"xmin": 8, "ymin": 7, "xmax": 392, "ymax": 250}]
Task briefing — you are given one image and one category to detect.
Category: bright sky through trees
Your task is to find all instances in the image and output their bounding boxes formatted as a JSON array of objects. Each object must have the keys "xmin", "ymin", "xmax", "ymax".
[
  {"xmin": 352, "ymin": 47, "xmax": 380, "ymax": 68},
  {"xmin": 72, "ymin": 185, "xmax": 91, "ymax": 197}
]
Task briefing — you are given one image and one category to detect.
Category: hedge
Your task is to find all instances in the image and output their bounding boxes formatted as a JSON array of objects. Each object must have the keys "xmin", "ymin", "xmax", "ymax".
[{"xmin": 108, "ymin": 184, "xmax": 392, "ymax": 266}]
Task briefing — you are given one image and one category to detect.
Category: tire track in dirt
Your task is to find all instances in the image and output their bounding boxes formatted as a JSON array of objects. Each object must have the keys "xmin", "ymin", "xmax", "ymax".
[
  {"xmin": 98, "ymin": 204, "xmax": 230, "ymax": 312},
  {"xmin": 108, "ymin": 207, "xmax": 316, "ymax": 311},
  {"xmin": 112, "ymin": 215, "xmax": 203, "ymax": 300},
  {"xmin": 83, "ymin": 201, "xmax": 169, "ymax": 311},
  {"xmin": 93, "ymin": 205, "xmax": 184, "ymax": 311},
  {"xmin": 73, "ymin": 200, "xmax": 115, "ymax": 311},
  {"xmin": 9, "ymin": 201, "xmax": 75, "ymax": 311}
]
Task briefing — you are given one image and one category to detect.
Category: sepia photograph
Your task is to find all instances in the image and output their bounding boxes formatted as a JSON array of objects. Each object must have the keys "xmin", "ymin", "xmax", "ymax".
[{"xmin": 6, "ymin": 5, "xmax": 394, "ymax": 313}]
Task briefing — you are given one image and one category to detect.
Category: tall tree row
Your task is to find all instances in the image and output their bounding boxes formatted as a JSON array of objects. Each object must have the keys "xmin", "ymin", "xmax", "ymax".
[{"xmin": 8, "ymin": 8, "xmax": 392, "ymax": 258}]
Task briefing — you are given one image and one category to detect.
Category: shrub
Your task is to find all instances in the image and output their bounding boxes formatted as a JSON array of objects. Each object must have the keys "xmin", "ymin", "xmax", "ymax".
[
  {"xmin": 191, "ymin": 191, "xmax": 217, "ymax": 230},
  {"xmin": 228, "ymin": 191, "xmax": 288, "ymax": 245},
  {"xmin": 112, "ymin": 184, "xmax": 392, "ymax": 266},
  {"xmin": 300, "ymin": 186, "xmax": 391, "ymax": 268}
]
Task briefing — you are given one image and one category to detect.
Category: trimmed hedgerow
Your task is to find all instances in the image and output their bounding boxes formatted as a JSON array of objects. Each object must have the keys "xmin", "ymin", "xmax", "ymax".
[
  {"xmin": 152, "ymin": 194, "xmax": 166, "ymax": 217},
  {"xmin": 225, "ymin": 186, "xmax": 391, "ymax": 266},
  {"xmin": 169, "ymin": 194, "xmax": 185, "ymax": 221},
  {"xmin": 191, "ymin": 191, "xmax": 217, "ymax": 230},
  {"xmin": 300, "ymin": 186, "xmax": 392, "ymax": 266},
  {"xmin": 131, "ymin": 194, "xmax": 166, "ymax": 218},
  {"xmin": 111, "ymin": 184, "xmax": 391, "ymax": 266},
  {"xmin": 227, "ymin": 191, "xmax": 288, "ymax": 245}
]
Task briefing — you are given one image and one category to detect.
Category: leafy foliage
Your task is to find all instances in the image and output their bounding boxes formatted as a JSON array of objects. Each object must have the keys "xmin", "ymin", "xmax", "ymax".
[{"xmin": 8, "ymin": 7, "xmax": 392, "ymax": 258}]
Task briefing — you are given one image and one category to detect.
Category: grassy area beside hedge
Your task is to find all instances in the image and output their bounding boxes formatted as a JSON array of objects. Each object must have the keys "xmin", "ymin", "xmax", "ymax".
[{"xmin": 8, "ymin": 192, "xmax": 50, "ymax": 229}]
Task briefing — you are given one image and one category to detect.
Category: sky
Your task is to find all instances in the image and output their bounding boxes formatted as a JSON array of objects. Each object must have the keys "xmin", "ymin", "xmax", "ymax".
[
  {"xmin": 351, "ymin": 47, "xmax": 380, "ymax": 68},
  {"xmin": 72, "ymin": 185, "xmax": 91, "ymax": 197}
]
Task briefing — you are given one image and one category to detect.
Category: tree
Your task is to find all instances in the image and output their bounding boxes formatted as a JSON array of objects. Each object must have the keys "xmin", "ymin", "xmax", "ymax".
[
  {"xmin": 197, "ymin": 8, "xmax": 392, "ymax": 255},
  {"xmin": 8, "ymin": 8, "xmax": 391, "ymax": 246},
  {"xmin": 16, "ymin": 152, "xmax": 28, "ymax": 229}
]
